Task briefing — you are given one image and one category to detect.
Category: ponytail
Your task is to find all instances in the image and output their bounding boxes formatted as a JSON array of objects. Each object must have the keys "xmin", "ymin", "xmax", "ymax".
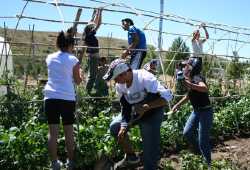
[{"xmin": 56, "ymin": 29, "xmax": 75, "ymax": 52}]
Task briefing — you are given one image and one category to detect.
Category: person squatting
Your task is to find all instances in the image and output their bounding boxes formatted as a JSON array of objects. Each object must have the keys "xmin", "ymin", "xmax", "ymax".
[{"xmin": 43, "ymin": 8, "xmax": 213, "ymax": 169}]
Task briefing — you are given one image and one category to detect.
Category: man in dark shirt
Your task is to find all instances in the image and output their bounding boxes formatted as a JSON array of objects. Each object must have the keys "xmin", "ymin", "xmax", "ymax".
[{"xmin": 83, "ymin": 8, "xmax": 102, "ymax": 95}]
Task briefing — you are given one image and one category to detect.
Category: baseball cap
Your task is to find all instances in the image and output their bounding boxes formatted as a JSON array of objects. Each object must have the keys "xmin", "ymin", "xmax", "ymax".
[
  {"xmin": 143, "ymin": 59, "xmax": 159, "ymax": 72},
  {"xmin": 103, "ymin": 59, "xmax": 130, "ymax": 81},
  {"xmin": 181, "ymin": 57, "xmax": 201, "ymax": 68},
  {"xmin": 182, "ymin": 57, "xmax": 202, "ymax": 74}
]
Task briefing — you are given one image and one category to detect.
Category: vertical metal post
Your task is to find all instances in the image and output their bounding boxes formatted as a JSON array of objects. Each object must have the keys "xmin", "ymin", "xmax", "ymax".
[
  {"xmin": 158, "ymin": 0, "xmax": 164, "ymax": 52},
  {"xmin": 158, "ymin": 0, "xmax": 167, "ymax": 83}
]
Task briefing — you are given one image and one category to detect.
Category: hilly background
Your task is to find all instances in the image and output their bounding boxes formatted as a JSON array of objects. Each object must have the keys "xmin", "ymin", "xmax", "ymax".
[{"xmin": 0, "ymin": 27, "xmax": 128, "ymax": 78}]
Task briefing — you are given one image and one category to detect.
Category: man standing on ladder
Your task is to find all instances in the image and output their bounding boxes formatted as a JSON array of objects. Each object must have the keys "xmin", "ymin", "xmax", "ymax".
[
  {"xmin": 83, "ymin": 8, "xmax": 103, "ymax": 95},
  {"xmin": 121, "ymin": 18, "xmax": 147, "ymax": 70}
]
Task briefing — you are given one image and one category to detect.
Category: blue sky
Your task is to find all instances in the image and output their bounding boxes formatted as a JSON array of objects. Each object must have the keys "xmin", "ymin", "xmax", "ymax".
[{"xmin": 1, "ymin": 0, "xmax": 250, "ymax": 59}]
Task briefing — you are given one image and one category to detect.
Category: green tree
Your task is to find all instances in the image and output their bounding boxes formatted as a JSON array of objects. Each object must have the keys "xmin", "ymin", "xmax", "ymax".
[
  {"xmin": 165, "ymin": 37, "xmax": 190, "ymax": 75},
  {"xmin": 144, "ymin": 45, "xmax": 158, "ymax": 64},
  {"xmin": 226, "ymin": 53, "xmax": 244, "ymax": 90}
]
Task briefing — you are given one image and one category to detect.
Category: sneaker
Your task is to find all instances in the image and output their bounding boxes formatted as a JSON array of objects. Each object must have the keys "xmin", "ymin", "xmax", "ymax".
[
  {"xmin": 51, "ymin": 160, "xmax": 62, "ymax": 170},
  {"xmin": 65, "ymin": 159, "xmax": 75, "ymax": 170},
  {"xmin": 125, "ymin": 153, "xmax": 140, "ymax": 164}
]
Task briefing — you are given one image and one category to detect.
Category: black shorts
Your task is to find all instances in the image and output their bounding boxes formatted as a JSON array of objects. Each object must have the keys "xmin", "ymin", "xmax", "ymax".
[{"xmin": 44, "ymin": 99, "xmax": 76, "ymax": 125}]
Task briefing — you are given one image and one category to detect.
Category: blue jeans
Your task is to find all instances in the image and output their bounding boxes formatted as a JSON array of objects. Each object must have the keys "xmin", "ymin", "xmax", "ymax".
[
  {"xmin": 110, "ymin": 107, "xmax": 164, "ymax": 170},
  {"xmin": 183, "ymin": 108, "xmax": 213, "ymax": 166},
  {"xmin": 130, "ymin": 51, "xmax": 146, "ymax": 69}
]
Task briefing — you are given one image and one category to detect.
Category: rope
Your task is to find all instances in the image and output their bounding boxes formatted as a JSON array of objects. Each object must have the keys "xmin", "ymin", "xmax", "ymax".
[
  {"xmin": 164, "ymin": 33, "xmax": 192, "ymax": 74},
  {"xmin": 0, "ymin": 16, "xmax": 17, "ymax": 19},
  {"xmin": 1, "ymin": 39, "xmax": 249, "ymax": 60},
  {"xmin": 16, "ymin": 14, "xmax": 88, "ymax": 24},
  {"xmin": 0, "ymin": 94, "xmax": 243, "ymax": 105},
  {"xmin": 23, "ymin": 0, "xmax": 250, "ymax": 36},
  {"xmin": 90, "ymin": 0, "xmax": 250, "ymax": 32},
  {"xmin": 5, "ymin": 52, "xmax": 245, "ymax": 64},
  {"xmin": 52, "ymin": 0, "xmax": 66, "ymax": 30},
  {"xmin": 11, "ymin": 14, "xmax": 250, "ymax": 45}
]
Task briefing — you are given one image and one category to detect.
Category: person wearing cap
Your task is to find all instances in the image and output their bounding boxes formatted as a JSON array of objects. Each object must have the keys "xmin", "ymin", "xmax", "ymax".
[
  {"xmin": 121, "ymin": 18, "xmax": 147, "ymax": 70},
  {"xmin": 192, "ymin": 23, "xmax": 209, "ymax": 58},
  {"xmin": 143, "ymin": 59, "xmax": 160, "ymax": 75},
  {"xmin": 103, "ymin": 59, "xmax": 173, "ymax": 170},
  {"xmin": 83, "ymin": 8, "xmax": 102, "ymax": 95},
  {"xmin": 171, "ymin": 57, "xmax": 213, "ymax": 168}
]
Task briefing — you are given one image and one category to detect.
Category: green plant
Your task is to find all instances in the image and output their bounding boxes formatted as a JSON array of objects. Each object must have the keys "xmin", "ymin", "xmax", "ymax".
[
  {"xmin": 0, "ymin": 116, "xmax": 49, "ymax": 169},
  {"xmin": 180, "ymin": 152, "xmax": 237, "ymax": 170},
  {"xmin": 161, "ymin": 104, "xmax": 191, "ymax": 150}
]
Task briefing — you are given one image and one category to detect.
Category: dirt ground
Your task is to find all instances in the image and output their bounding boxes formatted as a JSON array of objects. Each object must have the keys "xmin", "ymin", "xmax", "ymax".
[
  {"xmin": 93, "ymin": 137, "xmax": 250, "ymax": 170},
  {"xmin": 212, "ymin": 137, "xmax": 250, "ymax": 170},
  {"xmin": 162, "ymin": 137, "xmax": 250, "ymax": 170}
]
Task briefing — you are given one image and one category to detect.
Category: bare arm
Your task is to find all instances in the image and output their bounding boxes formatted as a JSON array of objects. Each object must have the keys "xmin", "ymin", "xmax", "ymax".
[
  {"xmin": 184, "ymin": 79, "xmax": 208, "ymax": 93},
  {"xmin": 90, "ymin": 9, "xmax": 97, "ymax": 22},
  {"xmin": 73, "ymin": 63, "xmax": 83, "ymax": 85},
  {"xmin": 172, "ymin": 95, "xmax": 189, "ymax": 112},
  {"xmin": 202, "ymin": 24, "xmax": 209, "ymax": 43},
  {"xmin": 135, "ymin": 96, "xmax": 167, "ymax": 115},
  {"xmin": 92, "ymin": 8, "xmax": 102, "ymax": 31},
  {"xmin": 129, "ymin": 96, "xmax": 167, "ymax": 126},
  {"xmin": 121, "ymin": 33, "xmax": 139, "ymax": 58}
]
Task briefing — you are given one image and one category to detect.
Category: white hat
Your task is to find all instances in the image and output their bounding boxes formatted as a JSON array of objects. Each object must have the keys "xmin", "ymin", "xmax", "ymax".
[{"xmin": 103, "ymin": 59, "xmax": 130, "ymax": 81}]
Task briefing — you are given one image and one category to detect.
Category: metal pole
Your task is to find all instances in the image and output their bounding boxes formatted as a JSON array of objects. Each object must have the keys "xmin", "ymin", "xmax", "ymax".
[
  {"xmin": 158, "ymin": 0, "xmax": 166, "ymax": 83},
  {"xmin": 158, "ymin": 0, "xmax": 164, "ymax": 51}
]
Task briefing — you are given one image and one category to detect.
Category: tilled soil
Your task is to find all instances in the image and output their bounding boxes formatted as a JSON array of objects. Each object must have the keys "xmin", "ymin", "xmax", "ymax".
[
  {"xmin": 94, "ymin": 137, "xmax": 250, "ymax": 170},
  {"xmin": 212, "ymin": 137, "xmax": 250, "ymax": 170}
]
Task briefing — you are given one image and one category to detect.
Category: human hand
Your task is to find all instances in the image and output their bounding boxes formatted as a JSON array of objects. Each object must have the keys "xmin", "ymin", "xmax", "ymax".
[
  {"xmin": 184, "ymin": 79, "xmax": 193, "ymax": 90},
  {"xmin": 171, "ymin": 104, "xmax": 179, "ymax": 113},
  {"xmin": 118, "ymin": 127, "xmax": 127, "ymax": 142},
  {"xmin": 200, "ymin": 23, "xmax": 206, "ymax": 28},
  {"xmin": 134, "ymin": 103, "xmax": 150, "ymax": 117},
  {"xmin": 121, "ymin": 49, "xmax": 130, "ymax": 59},
  {"xmin": 166, "ymin": 110, "xmax": 174, "ymax": 119}
]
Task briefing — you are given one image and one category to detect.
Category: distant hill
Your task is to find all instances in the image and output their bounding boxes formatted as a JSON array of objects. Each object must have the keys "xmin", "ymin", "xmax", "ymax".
[
  {"xmin": 0, "ymin": 28, "xmax": 128, "ymax": 77},
  {"xmin": 0, "ymin": 28, "xmax": 127, "ymax": 57}
]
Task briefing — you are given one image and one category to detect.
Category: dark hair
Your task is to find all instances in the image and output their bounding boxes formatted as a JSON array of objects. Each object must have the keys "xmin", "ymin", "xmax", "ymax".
[
  {"xmin": 56, "ymin": 30, "xmax": 75, "ymax": 52},
  {"xmin": 67, "ymin": 27, "xmax": 76, "ymax": 37},
  {"xmin": 190, "ymin": 57, "xmax": 202, "ymax": 77},
  {"xmin": 177, "ymin": 61, "xmax": 185, "ymax": 69},
  {"xmin": 100, "ymin": 57, "xmax": 107, "ymax": 62},
  {"xmin": 121, "ymin": 18, "xmax": 134, "ymax": 25},
  {"xmin": 99, "ymin": 57, "xmax": 107, "ymax": 66}
]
